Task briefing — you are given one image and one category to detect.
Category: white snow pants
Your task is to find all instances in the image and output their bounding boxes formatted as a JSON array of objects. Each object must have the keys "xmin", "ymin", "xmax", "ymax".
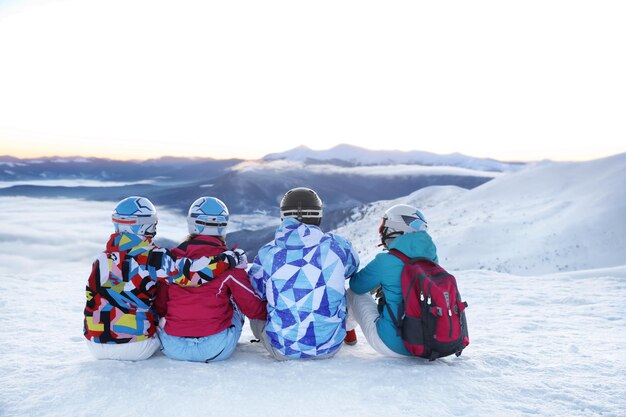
[
  {"xmin": 345, "ymin": 289, "xmax": 406, "ymax": 358},
  {"xmin": 86, "ymin": 337, "xmax": 161, "ymax": 361}
]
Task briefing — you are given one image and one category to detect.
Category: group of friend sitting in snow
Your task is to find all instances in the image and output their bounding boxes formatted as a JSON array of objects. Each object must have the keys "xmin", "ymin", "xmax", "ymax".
[{"xmin": 84, "ymin": 187, "xmax": 440, "ymax": 362}]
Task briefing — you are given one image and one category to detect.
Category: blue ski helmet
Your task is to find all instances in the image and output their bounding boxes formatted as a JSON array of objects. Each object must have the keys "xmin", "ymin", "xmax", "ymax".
[
  {"xmin": 111, "ymin": 196, "xmax": 158, "ymax": 236},
  {"xmin": 187, "ymin": 197, "xmax": 229, "ymax": 236}
]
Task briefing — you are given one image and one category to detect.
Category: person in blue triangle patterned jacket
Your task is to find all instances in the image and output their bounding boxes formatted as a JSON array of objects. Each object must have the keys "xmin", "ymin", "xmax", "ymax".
[
  {"xmin": 346, "ymin": 203, "xmax": 438, "ymax": 357},
  {"xmin": 248, "ymin": 187, "xmax": 360, "ymax": 360}
]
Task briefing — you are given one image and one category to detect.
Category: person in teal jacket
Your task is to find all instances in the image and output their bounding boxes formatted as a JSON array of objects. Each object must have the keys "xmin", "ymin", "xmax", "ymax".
[{"xmin": 346, "ymin": 203, "xmax": 438, "ymax": 357}]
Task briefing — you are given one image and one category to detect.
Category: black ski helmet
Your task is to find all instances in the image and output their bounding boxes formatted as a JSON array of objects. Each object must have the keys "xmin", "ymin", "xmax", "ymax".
[{"xmin": 280, "ymin": 187, "xmax": 323, "ymax": 226}]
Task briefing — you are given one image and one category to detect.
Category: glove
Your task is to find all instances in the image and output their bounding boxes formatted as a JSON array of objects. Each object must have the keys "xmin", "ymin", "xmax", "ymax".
[
  {"xmin": 220, "ymin": 249, "xmax": 248, "ymax": 269},
  {"xmin": 373, "ymin": 286, "xmax": 385, "ymax": 306},
  {"xmin": 219, "ymin": 250, "xmax": 238, "ymax": 269},
  {"xmin": 233, "ymin": 248, "xmax": 248, "ymax": 269}
]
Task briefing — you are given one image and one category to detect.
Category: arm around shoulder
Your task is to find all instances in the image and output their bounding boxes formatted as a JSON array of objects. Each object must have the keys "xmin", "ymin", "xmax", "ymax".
[
  {"xmin": 226, "ymin": 269, "xmax": 267, "ymax": 320},
  {"xmin": 147, "ymin": 247, "xmax": 232, "ymax": 286}
]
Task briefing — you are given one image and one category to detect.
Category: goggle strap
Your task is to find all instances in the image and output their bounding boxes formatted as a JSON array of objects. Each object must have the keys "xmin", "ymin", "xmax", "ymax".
[
  {"xmin": 281, "ymin": 209, "xmax": 323, "ymax": 219},
  {"xmin": 195, "ymin": 219, "xmax": 227, "ymax": 227},
  {"xmin": 112, "ymin": 215, "xmax": 157, "ymax": 225}
]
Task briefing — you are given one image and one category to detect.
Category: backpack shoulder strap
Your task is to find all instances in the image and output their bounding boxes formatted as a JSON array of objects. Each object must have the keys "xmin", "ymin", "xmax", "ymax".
[
  {"xmin": 386, "ymin": 249, "xmax": 427, "ymax": 335},
  {"xmin": 388, "ymin": 248, "xmax": 410, "ymax": 263},
  {"xmin": 388, "ymin": 249, "xmax": 435, "ymax": 265}
]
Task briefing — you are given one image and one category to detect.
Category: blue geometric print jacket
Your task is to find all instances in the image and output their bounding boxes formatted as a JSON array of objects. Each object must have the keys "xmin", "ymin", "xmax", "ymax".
[{"xmin": 249, "ymin": 218, "xmax": 359, "ymax": 358}]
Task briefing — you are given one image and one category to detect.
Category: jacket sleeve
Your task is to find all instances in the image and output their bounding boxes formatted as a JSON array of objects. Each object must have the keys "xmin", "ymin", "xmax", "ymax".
[
  {"xmin": 85, "ymin": 253, "xmax": 109, "ymax": 312},
  {"xmin": 85, "ymin": 259, "xmax": 100, "ymax": 313},
  {"xmin": 147, "ymin": 248, "xmax": 231, "ymax": 286},
  {"xmin": 225, "ymin": 270, "xmax": 267, "ymax": 320},
  {"xmin": 154, "ymin": 282, "xmax": 169, "ymax": 317},
  {"xmin": 330, "ymin": 233, "xmax": 360, "ymax": 279},
  {"xmin": 248, "ymin": 253, "xmax": 268, "ymax": 300},
  {"xmin": 349, "ymin": 253, "xmax": 386, "ymax": 295},
  {"xmin": 343, "ymin": 243, "xmax": 360, "ymax": 279}
]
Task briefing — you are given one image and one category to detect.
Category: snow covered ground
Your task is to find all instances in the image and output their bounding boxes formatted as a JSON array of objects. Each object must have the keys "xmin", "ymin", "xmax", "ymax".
[
  {"xmin": 1, "ymin": 265, "xmax": 624, "ymax": 417},
  {"xmin": 1, "ymin": 155, "xmax": 625, "ymax": 416}
]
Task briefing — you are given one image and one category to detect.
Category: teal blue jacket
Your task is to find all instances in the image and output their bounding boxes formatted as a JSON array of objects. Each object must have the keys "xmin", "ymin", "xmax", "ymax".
[{"xmin": 349, "ymin": 231, "xmax": 438, "ymax": 355}]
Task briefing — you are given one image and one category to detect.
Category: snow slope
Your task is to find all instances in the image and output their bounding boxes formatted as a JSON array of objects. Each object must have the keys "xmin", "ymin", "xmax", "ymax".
[
  {"xmin": 338, "ymin": 153, "xmax": 626, "ymax": 274},
  {"xmin": 1, "ymin": 153, "xmax": 625, "ymax": 417}
]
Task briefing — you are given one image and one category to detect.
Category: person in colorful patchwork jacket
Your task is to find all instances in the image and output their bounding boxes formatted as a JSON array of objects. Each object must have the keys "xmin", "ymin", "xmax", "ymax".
[
  {"xmin": 83, "ymin": 196, "xmax": 237, "ymax": 361},
  {"xmin": 248, "ymin": 187, "xmax": 360, "ymax": 360},
  {"xmin": 346, "ymin": 204, "xmax": 438, "ymax": 357},
  {"xmin": 154, "ymin": 197, "xmax": 267, "ymax": 362}
]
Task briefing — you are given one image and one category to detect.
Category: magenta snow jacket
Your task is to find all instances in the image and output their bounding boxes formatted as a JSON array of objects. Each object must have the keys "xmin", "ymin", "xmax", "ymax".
[{"xmin": 155, "ymin": 235, "xmax": 267, "ymax": 338}]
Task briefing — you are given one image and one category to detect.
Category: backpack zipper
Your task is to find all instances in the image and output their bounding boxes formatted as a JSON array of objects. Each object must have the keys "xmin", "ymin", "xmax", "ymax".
[{"xmin": 444, "ymin": 291, "xmax": 453, "ymax": 338}]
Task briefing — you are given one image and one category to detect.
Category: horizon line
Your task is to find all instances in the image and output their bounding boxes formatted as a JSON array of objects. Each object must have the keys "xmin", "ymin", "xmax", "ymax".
[{"xmin": 0, "ymin": 151, "xmax": 552, "ymax": 164}]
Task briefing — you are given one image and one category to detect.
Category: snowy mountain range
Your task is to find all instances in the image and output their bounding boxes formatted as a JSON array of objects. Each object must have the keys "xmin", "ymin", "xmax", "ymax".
[
  {"xmin": 0, "ymin": 144, "xmax": 522, "ymax": 183},
  {"xmin": 263, "ymin": 144, "xmax": 524, "ymax": 171},
  {"xmin": 0, "ymin": 147, "xmax": 521, "ymax": 210}
]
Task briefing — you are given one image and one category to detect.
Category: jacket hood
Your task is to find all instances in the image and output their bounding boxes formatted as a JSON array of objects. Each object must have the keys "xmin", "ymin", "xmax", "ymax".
[
  {"xmin": 106, "ymin": 232, "xmax": 153, "ymax": 254},
  {"xmin": 274, "ymin": 217, "xmax": 325, "ymax": 250},
  {"xmin": 388, "ymin": 231, "xmax": 438, "ymax": 262},
  {"xmin": 171, "ymin": 235, "xmax": 226, "ymax": 258}
]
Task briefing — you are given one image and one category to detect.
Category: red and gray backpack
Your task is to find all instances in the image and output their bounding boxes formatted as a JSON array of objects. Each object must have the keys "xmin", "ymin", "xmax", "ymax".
[{"xmin": 386, "ymin": 249, "xmax": 469, "ymax": 360}]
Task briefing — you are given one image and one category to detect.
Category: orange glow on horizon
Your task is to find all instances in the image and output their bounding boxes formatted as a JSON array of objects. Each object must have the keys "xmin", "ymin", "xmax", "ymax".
[{"xmin": 1, "ymin": 138, "xmax": 623, "ymax": 163}]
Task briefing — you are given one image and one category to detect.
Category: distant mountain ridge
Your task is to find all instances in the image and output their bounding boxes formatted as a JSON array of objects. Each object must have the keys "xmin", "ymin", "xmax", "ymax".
[
  {"xmin": 0, "ymin": 146, "xmax": 520, "ymax": 223},
  {"xmin": 263, "ymin": 144, "xmax": 525, "ymax": 172},
  {"xmin": 0, "ymin": 146, "xmax": 501, "ymax": 218},
  {"xmin": 0, "ymin": 144, "xmax": 525, "ymax": 182},
  {"xmin": 0, "ymin": 155, "xmax": 242, "ymax": 182}
]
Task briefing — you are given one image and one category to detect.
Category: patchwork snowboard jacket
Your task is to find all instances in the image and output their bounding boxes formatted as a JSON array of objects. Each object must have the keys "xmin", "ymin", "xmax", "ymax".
[
  {"xmin": 249, "ymin": 218, "xmax": 359, "ymax": 358},
  {"xmin": 349, "ymin": 231, "xmax": 439, "ymax": 356},
  {"xmin": 154, "ymin": 235, "xmax": 267, "ymax": 338},
  {"xmin": 84, "ymin": 232, "xmax": 230, "ymax": 344}
]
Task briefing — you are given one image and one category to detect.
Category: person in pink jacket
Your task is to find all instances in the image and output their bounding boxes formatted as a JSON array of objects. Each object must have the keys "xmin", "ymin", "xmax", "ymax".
[{"xmin": 155, "ymin": 196, "xmax": 267, "ymax": 362}]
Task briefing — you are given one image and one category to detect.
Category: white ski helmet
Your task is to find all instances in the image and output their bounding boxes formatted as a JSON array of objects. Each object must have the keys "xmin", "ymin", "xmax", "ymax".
[
  {"xmin": 187, "ymin": 196, "xmax": 229, "ymax": 236},
  {"xmin": 379, "ymin": 204, "xmax": 428, "ymax": 247},
  {"xmin": 111, "ymin": 196, "xmax": 158, "ymax": 236}
]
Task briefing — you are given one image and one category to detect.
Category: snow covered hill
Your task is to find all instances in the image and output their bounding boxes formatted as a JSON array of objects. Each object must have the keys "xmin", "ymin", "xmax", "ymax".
[{"xmin": 337, "ymin": 153, "xmax": 626, "ymax": 275}]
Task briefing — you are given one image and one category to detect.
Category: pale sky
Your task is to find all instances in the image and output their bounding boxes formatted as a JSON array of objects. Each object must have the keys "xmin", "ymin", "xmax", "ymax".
[{"xmin": 0, "ymin": 0, "xmax": 624, "ymax": 162}]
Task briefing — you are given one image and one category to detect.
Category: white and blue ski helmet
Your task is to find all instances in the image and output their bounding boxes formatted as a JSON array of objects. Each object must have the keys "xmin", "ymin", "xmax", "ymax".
[
  {"xmin": 379, "ymin": 204, "xmax": 428, "ymax": 247},
  {"xmin": 111, "ymin": 196, "xmax": 158, "ymax": 236},
  {"xmin": 187, "ymin": 196, "xmax": 229, "ymax": 236}
]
